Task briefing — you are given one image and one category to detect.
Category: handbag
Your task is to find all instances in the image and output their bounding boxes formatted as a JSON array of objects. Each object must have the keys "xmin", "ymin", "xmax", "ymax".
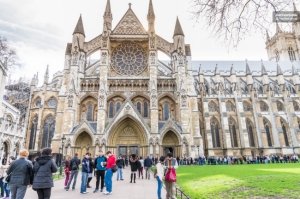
[
  {"xmin": 111, "ymin": 165, "xmax": 118, "ymax": 173},
  {"xmin": 3, "ymin": 173, "xmax": 11, "ymax": 183},
  {"xmin": 165, "ymin": 160, "xmax": 176, "ymax": 182}
]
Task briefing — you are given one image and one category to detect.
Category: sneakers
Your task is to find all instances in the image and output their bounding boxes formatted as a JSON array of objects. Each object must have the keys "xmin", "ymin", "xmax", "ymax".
[
  {"xmin": 103, "ymin": 191, "xmax": 112, "ymax": 195},
  {"xmin": 80, "ymin": 192, "xmax": 88, "ymax": 194}
]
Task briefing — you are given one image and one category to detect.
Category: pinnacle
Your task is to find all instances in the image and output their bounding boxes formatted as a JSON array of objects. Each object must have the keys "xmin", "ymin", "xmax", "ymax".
[
  {"xmin": 73, "ymin": 15, "xmax": 85, "ymax": 37},
  {"xmin": 173, "ymin": 17, "xmax": 184, "ymax": 37}
]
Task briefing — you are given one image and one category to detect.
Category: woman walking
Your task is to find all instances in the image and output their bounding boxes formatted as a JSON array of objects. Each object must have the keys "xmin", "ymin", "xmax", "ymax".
[
  {"xmin": 32, "ymin": 148, "xmax": 58, "ymax": 199},
  {"xmin": 129, "ymin": 154, "xmax": 139, "ymax": 183},
  {"xmin": 7, "ymin": 149, "xmax": 33, "ymax": 199},
  {"xmin": 155, "ymin": 156, "xmax": 165, "ymax": 199},
  {"xmin": 64, "ymin": 156, "xmax": 71, "ymax": 188},
  {"xmin": 138, "ymin": 157, "xmax": 144, "ymax": 179}
]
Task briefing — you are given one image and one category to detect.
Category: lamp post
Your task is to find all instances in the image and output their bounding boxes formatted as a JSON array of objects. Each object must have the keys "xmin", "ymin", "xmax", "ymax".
[{"xmin": 59, "ymin": 135, "xmax": 66, "ymax": 175}]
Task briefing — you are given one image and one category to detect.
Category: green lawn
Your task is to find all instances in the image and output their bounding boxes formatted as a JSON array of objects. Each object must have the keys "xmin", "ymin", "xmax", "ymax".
[{"xmin": 176, "ymin": 163, "xmax": 300, "ymax": 199}]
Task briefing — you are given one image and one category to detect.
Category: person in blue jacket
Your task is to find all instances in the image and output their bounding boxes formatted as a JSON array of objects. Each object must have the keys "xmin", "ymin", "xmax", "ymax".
[{"xmin": 93, "ymin": 151, "xmax": 107, "ymax": 193}]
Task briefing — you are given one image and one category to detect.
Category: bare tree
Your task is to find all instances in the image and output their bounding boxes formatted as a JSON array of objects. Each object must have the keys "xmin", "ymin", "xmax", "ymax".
[
  {"xmin": 192, "ymin": 0, "xmax": 295, "ymax": 46},
  {"xmin": 0, "ymin": 36, "xmax": 16, "ymax": 74}
]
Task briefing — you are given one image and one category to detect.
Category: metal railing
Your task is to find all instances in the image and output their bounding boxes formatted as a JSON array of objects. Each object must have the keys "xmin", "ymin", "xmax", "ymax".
[{"xmin": 175, "ymin": 186, "xmax": 190, "ymax": 199}]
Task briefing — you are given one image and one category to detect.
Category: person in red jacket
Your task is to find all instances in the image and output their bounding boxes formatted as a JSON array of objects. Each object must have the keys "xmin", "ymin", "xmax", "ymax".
[{"xmin": 103, "ymin": 151, "xmax": 116, "ymax": 195}]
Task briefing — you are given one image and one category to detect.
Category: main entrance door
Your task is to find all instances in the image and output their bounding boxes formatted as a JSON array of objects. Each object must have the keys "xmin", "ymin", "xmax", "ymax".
[{"xmin": 107, "ymin": 117, "xmax": 148, "ymax": 157}]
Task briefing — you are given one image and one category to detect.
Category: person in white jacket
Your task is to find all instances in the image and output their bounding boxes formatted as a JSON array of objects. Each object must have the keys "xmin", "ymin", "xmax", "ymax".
[{"xmin": 155, "ymin": 156, "xmax": 165, "ymax": 199}]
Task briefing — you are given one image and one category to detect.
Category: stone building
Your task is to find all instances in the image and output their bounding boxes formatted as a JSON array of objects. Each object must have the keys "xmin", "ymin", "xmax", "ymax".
[{"xmin": 25, "ymin": 0, "xmax": 300, "ymax": 158}]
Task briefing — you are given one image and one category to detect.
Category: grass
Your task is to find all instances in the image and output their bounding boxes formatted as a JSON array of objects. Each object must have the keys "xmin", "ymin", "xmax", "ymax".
[{"xmin": 176, "ymin": 163, "xmax": 300, "ymax": 199}]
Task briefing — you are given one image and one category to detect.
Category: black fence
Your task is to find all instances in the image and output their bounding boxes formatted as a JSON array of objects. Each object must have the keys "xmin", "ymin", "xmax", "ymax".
[{"xmin": 175, "ymin": 186, "xmax": 190, "ymax": 199}]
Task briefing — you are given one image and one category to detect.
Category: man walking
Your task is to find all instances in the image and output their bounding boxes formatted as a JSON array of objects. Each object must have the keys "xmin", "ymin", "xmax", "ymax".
[
  {"xmin": 144, "ymin": 156, "xmax": 153, "ymax": 180},
  {"xmin": 93, "ymin": 151, "xmax": 107, "ymax": 193},
  {"xmin": 80, "ymin": 153, "xmax": 91, "ymax": 194},
  {"xmin": 65, "ymin": 153, "xmax": 81, "ymax": 191},
  {"xmin": 103, "ymin": 151, "xmax": 116, "ymax": 195},
  {"xmin": 116, "ymin": 156, "xmax": 125, "ymax": 181}
]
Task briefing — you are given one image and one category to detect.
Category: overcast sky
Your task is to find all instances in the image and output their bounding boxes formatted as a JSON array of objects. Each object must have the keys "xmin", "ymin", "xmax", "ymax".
[{"xmin": 0, "ymin": 0, "xmax": 294, "ymax": 82}]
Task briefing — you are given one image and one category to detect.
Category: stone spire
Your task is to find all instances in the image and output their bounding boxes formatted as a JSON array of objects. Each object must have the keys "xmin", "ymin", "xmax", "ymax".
[
  {"xmin": 277, "ymin": 63, "xmax": 283, "ymax": 75},
  {"xmin": 73, "ymin": 15, "xmax": 85, "ymax": 37},
  {"xmin": 261, "ymin": 61, "xmax": 268, "ymax": 75},
  {"xmin": 215, "ymin": 64, "xmax": 220, "ymax": 75},
  {"xmin": 173, "ymin": 17, "xmax": 184, "ymax": 37},
  {"xmin": 293, "ymin": 1, "xmax": 298, "ymax": 11},
  {"xmin": 103, "ymin": 0, "xmax": 113, "ymax": 31},
  {"xmin": 246, "ymin": 60, "xmax": 252, "ymax": 75},
  {"xmin": 230, "ymin": 64, "xmax": 236, "ymax": 75},
  {"xmin": 147, "ymin": 0, "xmax": 155, "ymax": 32},
  {"xmin": 44, "ymin": 65, "xmax": 49, "ymax": 84}
]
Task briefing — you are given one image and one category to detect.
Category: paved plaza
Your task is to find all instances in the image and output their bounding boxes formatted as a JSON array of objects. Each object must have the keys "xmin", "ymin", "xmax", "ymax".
[{"xmin": 25, "ymin": 167, "xmax": 166, "ymax": 199}]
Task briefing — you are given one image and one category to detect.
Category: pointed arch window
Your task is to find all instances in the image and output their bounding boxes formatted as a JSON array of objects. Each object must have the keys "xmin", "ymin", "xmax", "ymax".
[
  {"xmin": 143, "ymin": 101, "xmax": 149, "ymax": 118},
  {"xmin": 137, "ymin": 102, "xmax": 142, "ymax": 114},
  {"xmin": 47, "ymin": 97, "xmax": 57, "ymax": 108},
  {"xmin": 208, "ymin": 101, "xmax": 219, "ymax": 112},
  {"xmin": 246, "ymin": 119, "xmax": 255, "ymax": 147},
  {"xmin": 163, "ymin": 102, "xmax": 170, "ymax": 121},
  {"xmin": 288, "ymin": 47, "xmax": 296, "ymax": 61},
  {"xmin": 264, "ymin": 119, "xmax": 273, "ymax": 147},
  {"xmin": 35, "ymin": 97, "xmax": 42, "ymax": 108},
  {"xmin": 260, "ymin": 101, "xmax": 269, "ymax": 112},
  {"xmin": 29, "ymin": 116, "xmax": 38, "ymax": 149},
  {"xmin": 281, "ymin": 120, "xmax": 289, "ymax": 146},
  {"xmin": 86, "ymin": 103, "xmax": 94, "ymax": 121},
  {"xmin": 42, "ymin": 115, "xmax": 55, "ymax": 148},
  {"xmin": 276, "ymin": 101, "xmax": 284, "ymax": 112},
  {"xmin": 116, "ymin": 102, "xmax": 121, "ymax": 113},
  {"xmin": 293, "ymin": 101, "xmax": 300, "ymax": 111},
  {"xmin": 243, "ymin": 101, "xmax": 252, "ymax": 111},
  {"xmin": 226, "ymin": 101, "xmax": 236, "ymax": 112},
  {"xmin": 211, "ymin": 119, "xmax": 221, "ymax": 148},
  {"xmin": 229, "ymin": 118, "xmax": 238, "ymax": 147},
  {"xmin": 108, "ymin": 101, "xmax": 114, "ymax": 118}
]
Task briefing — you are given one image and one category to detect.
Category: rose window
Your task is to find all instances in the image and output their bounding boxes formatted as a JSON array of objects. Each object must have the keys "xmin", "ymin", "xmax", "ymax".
[{"xmin": 111, "ymin": 42, "xmax": 147, "ymax": 76}]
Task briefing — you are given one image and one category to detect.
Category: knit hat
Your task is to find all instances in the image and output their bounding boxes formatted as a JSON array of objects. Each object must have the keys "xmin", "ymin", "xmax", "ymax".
[{"xmin": 19, "ymin": 149, "xmax": 29, "ymax": 157}]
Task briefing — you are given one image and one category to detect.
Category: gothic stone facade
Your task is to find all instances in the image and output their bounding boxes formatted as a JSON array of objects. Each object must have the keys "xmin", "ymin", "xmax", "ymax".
[{"xmin": 25, "ymin": 0, "xmax": 300, "ymax": 158}]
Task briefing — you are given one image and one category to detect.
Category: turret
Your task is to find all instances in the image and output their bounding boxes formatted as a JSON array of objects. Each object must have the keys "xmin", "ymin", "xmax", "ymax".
[
  {"xmin": 198, "ymin": 65, "xmax": 204, "ymax": 83},
  {"xmin": 230, "ymin": 64, "xmax": 237, "ymax": 83},
  {"xmin": 246, "ymin": 61, "xmax": 253, "ymax": 86},
  {"xmin": 103, "ymin": 0, "xmax": 113, "ymax": 31},
  {"xmin": 173, "ymin": 17, "xmax": 185, "ymax": 54},
  {"xmin": 72, "ymin": 15, "xmax": 85, "ymax": 54},
  {"xmin": 44, "ymin": 65, "xmax": 49, "ymax": 85},
  {"xmin": 261, "ymin": 61, "xmax": 269, "ymax": 86},
  {"xmin": 147, "ymin": 0, "xmax": 155, "ymax": 33}
]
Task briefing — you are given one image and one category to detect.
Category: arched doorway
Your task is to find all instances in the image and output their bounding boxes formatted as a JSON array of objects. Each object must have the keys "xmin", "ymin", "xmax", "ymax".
[
  {"xmin": 74, "ymin": 132, "xmax": 93, "ymax": 158},
  {"xmin": 2, "ymin": 141, "xmax": 9, "ymax": 165},
  {"xmin": 162, "ymin": 131, "xmax": 180, "ymax": 157},
  {"xmin": 107, "ymin": 117, "xmax": 148, "ymax": 157}
]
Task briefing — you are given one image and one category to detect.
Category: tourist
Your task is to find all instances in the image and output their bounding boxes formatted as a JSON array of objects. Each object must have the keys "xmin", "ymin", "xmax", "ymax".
[
  {"xmin": 129, "ymin": 154, "xmax": 139, "ymax": 183},
  {"xmin": 0, "ymin": 164, "xmax": 4, "ymax": 198},
  {"xmin": 138, "ymin": 156, "xmax": 144, "ymax": 179},
  {"xmin": 65, "ymin": 153, "xmax": 81, "ymax": 191},
  {"xmin": 116, "ymin": 156, "xmax": 125, "ymax": 181},
  {"xmin": 0, "ymin": 161, "xmax": 10, "ymax": 199},
  {"xmin": 93, "ymin": 151, "xmax": 107, "ymax": 193},
  {"xmin": 86, "ymin": 153, "xmax": 94, "ymax": 188},
  {"xmin": 64, "ymin": 156, "xmax": 71, "ymax": 188},
  {"xmin": 144, "ymin": 156, "xmax": 153, "ymax": 180},
  {"xmin": 155, "ymin": 156, "xmax": 165, "ymax": 199},
  {"xmin": 80, "ymin": 153, "xmax": 91, "ymax": 194},
  {"xmin": 32, "ymin": 147, "xmax": 58, "ymax": 199},
  {"xmin": 164, "ymin": 152, "xmax": 178, "ymax": 199},
  {"xmin": 103, "ymin": 151, "xmax": 116, "ymax": 195},
  {"xmin": 7, "ymin": 149, "xmax": 33, "ymax": 199}
]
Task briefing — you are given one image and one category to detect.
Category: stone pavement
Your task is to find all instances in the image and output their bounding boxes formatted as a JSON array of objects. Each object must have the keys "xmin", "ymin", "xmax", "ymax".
[{"xmin": 25, "ymin": 167, "xmax": 166, "ymax": 199}]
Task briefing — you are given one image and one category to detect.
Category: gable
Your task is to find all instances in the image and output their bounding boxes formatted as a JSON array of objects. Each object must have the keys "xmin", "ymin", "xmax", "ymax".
[{"xmin": 112, "ymin": 8, "xmax": 147, "ymax": 35}]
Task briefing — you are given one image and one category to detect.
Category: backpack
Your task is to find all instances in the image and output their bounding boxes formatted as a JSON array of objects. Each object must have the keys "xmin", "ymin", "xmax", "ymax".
[{"xmin": 71, "ymin": 159, "xmax": 78, "ymax": 170}]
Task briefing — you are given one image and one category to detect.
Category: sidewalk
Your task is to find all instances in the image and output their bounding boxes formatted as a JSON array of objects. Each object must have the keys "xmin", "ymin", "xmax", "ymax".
[{"xmin": 25, "ymin": 167, "xmax": 165, "ymax": 199}]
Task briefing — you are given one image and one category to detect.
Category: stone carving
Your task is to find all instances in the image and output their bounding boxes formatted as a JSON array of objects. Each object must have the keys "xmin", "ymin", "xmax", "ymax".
[
  {"xmin": 149, "ymin": 51, "xmax": 156, "ymax": 65},
  {"xmin": 150, "ymin": 80, "xmax": 157, "ymax": 108},
  {"xmin": 113, "ymin": 11, "xmax": 147, "ymax": 35},
  {"xmin": 101, "ymin": 138, "xmax": 106, "ymax": 146},
  {"xmin": 101, "ymin": 51, "xmax": 108, "ymax": 65},
  {"xmin": 149, "ymin": 32, "xmax": 156, "ymax": 49},
  {"xmin": 98, "ymin": 79, "xmax": 106, "ymax": 109},
  {"xmin": 67, "ymin": 95, "xmax": 73, "ymax": 108}
]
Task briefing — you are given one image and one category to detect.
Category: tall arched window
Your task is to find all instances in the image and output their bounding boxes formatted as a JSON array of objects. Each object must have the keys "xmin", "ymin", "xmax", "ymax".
[
  {"xmin": 163, "ymin": 102, "xmax": 170, "ymax": 121},
  {"xmin": 208, "ymin": 101, "xmax": 219, "ymax": 112},
  {"xmin": 42, "ymin": 115, "xmax": 56, "ymax": 148},
  {"xmin": 143, "ymin": 101, "xmax": 149, "ymax": 118},
  {"xmin": 108, "ymin": 101, "xmax": 114, "ymax": 118},
  {"xmin": 86, "ymin": 103, "xmax": 94, "ymax": 121},
  {"xmin": 260, "ymin": 101, "xmax": 269, "ymax": 112},
  {"xmin": 243, "ymin": 101, "xmax": 252, "ymax": 111},
  {"xmin": 275, "ymin": 49, "xmax": 280, "ymax": 62},
  {"xmin": 288, "ymin": 47, "xmax": 296, "ymax": 61},
  {"xmin": 226, "ymin": 101, "xmax": 235, "ymax": 112},
  {"xmin": 29, "ymin": 115, "xmax": 38, "ymax": 149},
  {"xmin": 229, "ymin": 118, "xmax": 238, "ymax": 147},
  {"xmin": 281, "ymin": 120, "xmax": 289, "ymax": 146},
  {"xmin": 116, "ymin": 102, "xmax": 121, "ymax": 113},
  {"xmin": 264, "ymin": 119, "xmax": 273, "ymax": 147},
  {"xmin": 137, "ymin": 102, "xmax": 142, "ymax": 114},
  {"xmin": 277, "ymin": 101, "xmax": 284, "ymax": 112},
  {"xmin": 246, "ymin": 119, "xmax": 255, "ymax": 147},
  {"xmin": 211, "ymin": 118, "xmax": 221, "ymax": 148}
]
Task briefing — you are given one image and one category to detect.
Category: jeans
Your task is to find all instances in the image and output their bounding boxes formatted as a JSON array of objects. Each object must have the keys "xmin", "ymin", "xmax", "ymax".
[
  {"xmin": 95, "ymin": 170, "xmax": 105, "ymax": 190},
  {"xmin": 4, "ymin": 182, "xmax": 9, "ymax": 197},
  {"xmin": 36, "ymin": 188, "xmax": 51, "ymax": 199},
  {"xmin": 117, "ymin": 168, "xmax": 123, "ymax": 180},
  {"xmin": 80, "ymin": 172, "xmax": 88, "ymax": 193},
  {"xmin": 145, "ymin": 167, "xmax": 150, "ymax": 179},
  {"xmin": 0, "ymin": 178, "xmax": 4, "ymax": 197},
  {"xmin": 104, "ymin": 169, "xmax": 113, "ymax": 193},
  {"xmin": 66, "ymin": 170, "xmax": 78, "ymax": 190},
  {"xmin": 156, "ymin": 176, "xmax": 163, "ymax": 199},
  {"xmin": 9, "ymin": 184, "xmax": 27, "ymax": 199}
]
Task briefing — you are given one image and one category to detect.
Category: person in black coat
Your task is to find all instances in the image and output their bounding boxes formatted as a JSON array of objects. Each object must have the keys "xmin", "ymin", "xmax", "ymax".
[
  {"xmin": 32, "ymin": 148, "xmax": 58, "ymax": 199},
  {"xmin": 129, "ymin": 154, "xmax": 140, "ymax": 183}
]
